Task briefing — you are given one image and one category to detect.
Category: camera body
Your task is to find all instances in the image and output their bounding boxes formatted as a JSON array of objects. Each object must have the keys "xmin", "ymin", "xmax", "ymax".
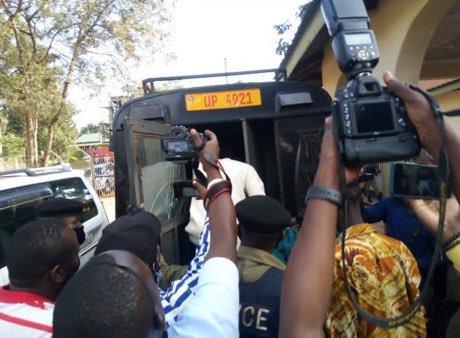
[
  {"xmin": 161, "ymin": 126, "xmax": 205, "ymax": 161},
  {"xmin": 322, "ymin": 0, "xmax": 420, "ymax": 164},
  {"xmin": 333, "ymin": 74, "xmax": 420, "ymax": 164}
]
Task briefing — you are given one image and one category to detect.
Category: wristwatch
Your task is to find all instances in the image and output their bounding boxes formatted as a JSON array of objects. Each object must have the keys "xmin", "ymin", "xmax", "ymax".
[{"xmin": 306, "ymin": 186, "xmax": 343, "ymax": 206}]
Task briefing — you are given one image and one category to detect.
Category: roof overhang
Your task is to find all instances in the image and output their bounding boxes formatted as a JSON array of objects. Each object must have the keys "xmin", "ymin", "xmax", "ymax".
[
  {"xmin": 280, "ymin": 0, "xmax": 460, "ymax": 86},
  {"xmin": 279, "ymin": 0, "xmax": 379, "ymax": 83},
  {"xmin": 280, "ymin": 0, "xmax": 325, "ymax": 79}
]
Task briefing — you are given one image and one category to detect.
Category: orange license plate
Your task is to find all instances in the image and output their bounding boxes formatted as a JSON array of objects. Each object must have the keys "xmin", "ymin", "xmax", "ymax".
[{"xmin": 185, "ymin": 88, "xmax": 262, "ymax": 111}]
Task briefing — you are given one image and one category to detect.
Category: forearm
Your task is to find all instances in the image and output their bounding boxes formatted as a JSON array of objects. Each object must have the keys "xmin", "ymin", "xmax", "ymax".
[
  {"xmin": 280, "ymin": 160, "xmax": 339, "ymax": 337},
  {"xmin": 411, "ymin": 203, "xmax": 440, "ymax": 237},
  {"xmin": 205, "ymin": 168, "xmax": 237, "ymax": 263}
]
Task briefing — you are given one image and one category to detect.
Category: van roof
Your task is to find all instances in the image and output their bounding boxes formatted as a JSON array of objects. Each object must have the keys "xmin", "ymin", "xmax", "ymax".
[{"xmin": 112, "ymin": 80, "xmax": 331, "ymax": 132}]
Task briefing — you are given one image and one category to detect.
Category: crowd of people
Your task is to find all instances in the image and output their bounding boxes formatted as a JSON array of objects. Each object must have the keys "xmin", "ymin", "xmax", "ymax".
[{"xmin": 1, "ymin": 72, "xmax": 460, "ymax": 338}]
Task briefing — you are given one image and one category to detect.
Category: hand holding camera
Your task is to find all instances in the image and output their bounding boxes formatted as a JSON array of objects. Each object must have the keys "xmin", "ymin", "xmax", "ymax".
[
  {"xmin": 384, "ymin": 72, "xmax": 442, "ymax": 158},
  {"xmin": 190, "ymin": 129, "xmax": 221, "ymax": 177},
  {"xmin": 161, "ymin": 126, "xmax": 207, "ymax": 161}
]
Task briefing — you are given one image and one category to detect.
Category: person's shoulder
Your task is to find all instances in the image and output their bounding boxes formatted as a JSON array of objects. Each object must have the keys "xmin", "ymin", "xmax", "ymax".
[
  {"xmin": 265, "ymin": 266, "xmax": 284, "ymax": 280},
  {"xmin": 375, "ymin": 196, "xmax": 402, "ymax": 209},
  {"xmin": 370, "ymin": 228, "xmax": 416, "ymax": 258},
  {"xmin": 0, "ymin": 300, "xmax": 54, "ymax": 334},
  {"xmin": 221, "ymin": 158, "xmax": 254, "ymax": 170}
]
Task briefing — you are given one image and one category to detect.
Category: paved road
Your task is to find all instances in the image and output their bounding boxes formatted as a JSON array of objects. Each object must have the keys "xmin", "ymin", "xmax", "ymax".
[{"xmin": 100, "ymin": 196, "xmax": 116, "ymax": 222}]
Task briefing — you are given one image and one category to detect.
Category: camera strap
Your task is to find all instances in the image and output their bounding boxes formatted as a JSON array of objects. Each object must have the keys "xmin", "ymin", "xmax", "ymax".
[
  {"xmin": 192, "ymin": 160, "xmax": 209, "ymax": 187},
  {"xmin": 337, "ymin": 85, "xmax": 449, "ymax": 328}
]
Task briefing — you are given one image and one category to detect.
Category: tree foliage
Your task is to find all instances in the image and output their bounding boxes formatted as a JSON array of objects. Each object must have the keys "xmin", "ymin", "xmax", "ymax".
[
  {"xmin": 0, "ymin": 0, "xmax": 173, "ymax": 167},
  {"xmin": 79, "ymin": 121, "xmax": 110, "ymax": 137},
  {"xmin": 274, "ymin": 3, "xmax": 310, "ymax": 56}
]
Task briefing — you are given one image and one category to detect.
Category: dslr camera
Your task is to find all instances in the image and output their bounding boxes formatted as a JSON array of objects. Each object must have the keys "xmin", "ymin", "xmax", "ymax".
[
  {"xmin": 321, "ymin": 0, "xmax": 420, "ymax": 165},
  {"xmin": 161, "ymin": 126, "xmax": 205, "ymax": 161}
]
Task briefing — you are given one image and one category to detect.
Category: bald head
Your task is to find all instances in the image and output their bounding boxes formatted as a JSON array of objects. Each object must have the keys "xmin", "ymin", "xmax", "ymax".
[{"xmin": 53, "ymin": 250, "xmax": 164, "ymax": 338}]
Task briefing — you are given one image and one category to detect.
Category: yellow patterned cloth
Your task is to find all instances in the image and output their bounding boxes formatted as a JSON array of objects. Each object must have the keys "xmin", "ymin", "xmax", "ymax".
[{"xmin": 325, "ymin": 223, "xmax": 426, "ymax": 337}]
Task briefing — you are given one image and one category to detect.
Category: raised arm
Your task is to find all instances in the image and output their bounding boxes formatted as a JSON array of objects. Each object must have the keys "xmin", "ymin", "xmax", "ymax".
[
  {"xmin": 408, "ymin": 197, "xmax": 460, "ymax": 242},
  {"xmin": 280, "ymin": 117, "xmax": 359, "ymax": 338},
  {"xmin": 191, "ymin": 129, "xmax": 237, "ymax": 263},
  {"xmin": 167, "ymin": 130, "xmax": 239, "ymax": 338}
]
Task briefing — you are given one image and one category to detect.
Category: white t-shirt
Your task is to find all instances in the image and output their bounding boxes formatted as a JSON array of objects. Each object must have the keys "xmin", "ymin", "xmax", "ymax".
[
  {"xmin": 0, "ymin": 286, "xmax": 54, "ymax": 338},
  {"xmin": 0, "ymin": 267, "xmax": 9, "ymax": 286},
  {"xmin": 186, "ymin": 158, "xmax": 266, "ymax": 245},
  {"xmin": 168, "ymin": 257, "xmax": 239, "ymax": 338}
]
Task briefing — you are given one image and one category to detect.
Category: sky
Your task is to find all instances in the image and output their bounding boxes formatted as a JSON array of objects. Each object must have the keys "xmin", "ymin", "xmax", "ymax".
[{"xmin": 69, "ymin": 0, "xmax": 307, "ymax": 130}]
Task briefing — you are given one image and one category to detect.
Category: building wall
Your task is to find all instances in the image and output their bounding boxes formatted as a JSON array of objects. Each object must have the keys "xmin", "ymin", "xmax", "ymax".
[{"xmin": 437, "ymin": 90, "xmax": 460, "ymax": 113}]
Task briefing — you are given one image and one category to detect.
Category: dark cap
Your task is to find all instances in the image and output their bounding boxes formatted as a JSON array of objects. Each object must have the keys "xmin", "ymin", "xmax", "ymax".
[
  {"xmin": 95, "ymin": 211, "xmax": 161, "ymax": 267},
  {"xmin": 236, "ymin": 195, "xmax": 291, "ymax": 235},
  {"xmin": 36, "ymin": 198, "xmax": 84, "ymax": 218}
]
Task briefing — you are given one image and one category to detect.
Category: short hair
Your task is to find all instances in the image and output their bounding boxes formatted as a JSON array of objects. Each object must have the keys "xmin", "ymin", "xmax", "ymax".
[
  {"xmin": 53, "ymin": 254, "xmax": 157, "ymax": 338},
  {"xmin": 5, "ymin": 219, "xmax": 73, "ymax": 286}
]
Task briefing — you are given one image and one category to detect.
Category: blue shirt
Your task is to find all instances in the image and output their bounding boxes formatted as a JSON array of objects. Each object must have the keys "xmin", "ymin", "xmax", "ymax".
[
  {"xmin": 273, "ymin": 227, "xmax": 298, "ymax": 264},
  {"xmin": 361, "ymin": 197, "xmax": 436, "ymax": 278}
]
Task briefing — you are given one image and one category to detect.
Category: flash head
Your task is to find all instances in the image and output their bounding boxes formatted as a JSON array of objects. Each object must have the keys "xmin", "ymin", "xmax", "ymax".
[{"xmin": 321, "ymin": 0, "xmax": 379, "ymax": 77}]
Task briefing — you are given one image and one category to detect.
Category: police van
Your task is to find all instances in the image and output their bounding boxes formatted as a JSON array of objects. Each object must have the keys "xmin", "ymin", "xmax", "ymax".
[{"xmin": 111, "ymin": 69, "xmax": 332, "ymax": 264}]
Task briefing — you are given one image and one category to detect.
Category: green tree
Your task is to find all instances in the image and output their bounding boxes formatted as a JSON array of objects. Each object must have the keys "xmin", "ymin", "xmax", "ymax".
[
  {"xmin": 79, "ymin": 121, "xmax": 111, "ymax": 138},
  {"xmin": 0, "ymin": 0, "xmax": 173, "ymax": 166},
  {"xmin": 79, "ymin": 123, "xmax": 99, "ymax": 135},
  {"xmin": 274, "ymin": 3, "xmax": 310, "ymax": 56}
]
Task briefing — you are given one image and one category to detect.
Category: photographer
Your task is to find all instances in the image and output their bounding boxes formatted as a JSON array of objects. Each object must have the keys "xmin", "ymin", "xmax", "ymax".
[{"xmin": 279, "ymin": 71, "xmax": 460, "ymax": 338}]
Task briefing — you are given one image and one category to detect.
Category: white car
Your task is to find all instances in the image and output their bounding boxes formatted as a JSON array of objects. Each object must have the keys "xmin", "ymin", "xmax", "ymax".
[{"xmin": 0, "ymin": 164, "xmax": 110, "ymax": 284}]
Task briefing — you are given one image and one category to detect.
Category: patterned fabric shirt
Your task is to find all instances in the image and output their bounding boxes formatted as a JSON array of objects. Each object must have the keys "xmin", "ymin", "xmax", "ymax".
[{"xmin": 326, "ymin": 223, "xmax": 426, "ymax": 338}]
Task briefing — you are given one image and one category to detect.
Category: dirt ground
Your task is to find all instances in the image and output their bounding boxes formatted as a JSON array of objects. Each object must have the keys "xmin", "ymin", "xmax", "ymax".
[{"xmin": 100, "ymin": 196, "xmax": 116, "ymax": 222}]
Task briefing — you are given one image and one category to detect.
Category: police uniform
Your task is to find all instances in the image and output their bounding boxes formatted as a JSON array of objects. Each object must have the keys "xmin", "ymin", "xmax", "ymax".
[{"xmin": 236, "ymin": 195, "xmax": 291, "ymax": 338}]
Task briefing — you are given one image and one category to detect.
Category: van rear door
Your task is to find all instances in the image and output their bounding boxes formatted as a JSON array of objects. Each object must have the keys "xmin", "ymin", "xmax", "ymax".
[{"xmin": 123, "ymin": 118, "xmax": 193, "ymax": 264}]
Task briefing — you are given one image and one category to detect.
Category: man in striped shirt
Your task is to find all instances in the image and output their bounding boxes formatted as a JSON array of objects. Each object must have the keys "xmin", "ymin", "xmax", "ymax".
[
  {"xmin": 0, "ymin": 219, "xmax": 80, "ymax": 337},
  {"xmin": 94, "ymin": 209, "xmax": 212, "ymax": 327}
]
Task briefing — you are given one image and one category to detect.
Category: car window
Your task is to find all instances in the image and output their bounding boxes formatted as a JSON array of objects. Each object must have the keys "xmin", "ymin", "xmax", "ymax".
[
  {"xmin": 48, "ymin": 177, "xmax": 98, "ymax": 222},
  {"xmin": 0, "ymin": 177, "xmax": 98, "ymax": 267}
]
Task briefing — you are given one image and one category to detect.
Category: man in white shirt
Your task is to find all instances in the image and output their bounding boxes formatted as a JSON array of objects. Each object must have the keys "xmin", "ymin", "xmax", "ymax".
[
  {"xmin": 0, "ymin": 219, "xmax": 80, "ymax": 338},
  {"xmin": 186, "ymin": 157, "xmax": 266, "ymax": 245},
  {"xmin": 53, "ymin": 129, "xmax": 240, "ymax": 338}
]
